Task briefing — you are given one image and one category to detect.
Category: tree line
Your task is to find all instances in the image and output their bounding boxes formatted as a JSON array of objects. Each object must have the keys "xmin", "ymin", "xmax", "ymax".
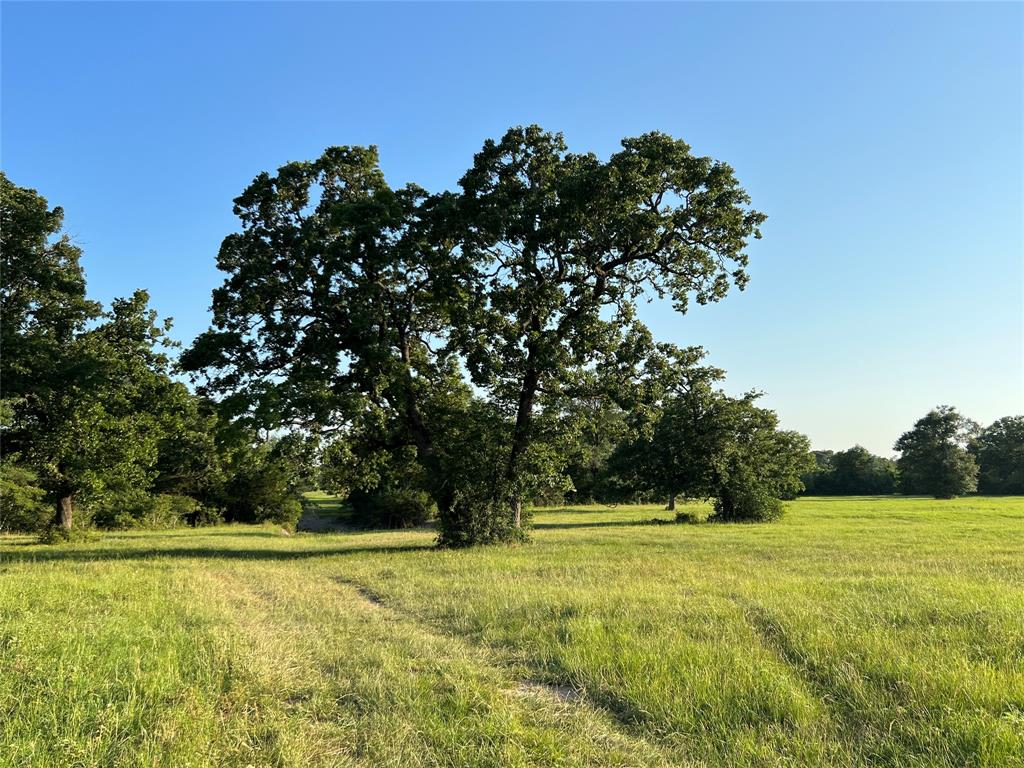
[
  {"xmin": 568, "ymin": 406, "xmax": 1022, "ymax": 505},
  {"xmin": 2, "ymin": 128, "xmax": 1020, "ymax": 542}
]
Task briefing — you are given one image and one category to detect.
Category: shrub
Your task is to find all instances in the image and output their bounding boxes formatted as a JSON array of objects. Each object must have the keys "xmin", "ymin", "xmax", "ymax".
[
  {"xmin": 437, "ymin": 490, "xmax": 529, "ymax": 548},
  {"xmin": 709, "ymin": 479, "xmax": 785, "ymax": 523},
  {"xmin": 674, "ymin": 509, "xmax": 703, "ymax": 524},
  {"xmin": 189, "ymin": 503, "xmax": 224, "ymax": 527},
  {"xmin": 38, "ymin": 525, "xmax": 96, "ymax": 545},
  {"xmin": 0, "ymin": 458, "xmax": 50, "ymax": 533},
  {"xmin": 348, "ymin": 488, "xmax": 436, "ymax": 529},
  {"xmin": 259, "ymin": 496, "xmax": 302, "ymax": 529},
  {"xmin": 89, "ymin": 492, "xmax": 220, "ymax": 529}
]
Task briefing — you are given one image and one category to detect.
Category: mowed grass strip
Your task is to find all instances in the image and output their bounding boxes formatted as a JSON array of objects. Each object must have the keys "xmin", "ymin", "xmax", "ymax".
[
  {"xmin": 190, "ymin": 565, "xmax": 671, "ymax": 767},
  {"xmin": 1, "ymin": 497, "xmax": 1022, "ymax": 767}
]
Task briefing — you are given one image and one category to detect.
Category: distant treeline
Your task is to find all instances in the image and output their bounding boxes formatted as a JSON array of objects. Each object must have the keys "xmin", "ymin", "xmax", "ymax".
[
  {"xmin": 801, "ymin": 447, "xmax": 898, "ymax": 495},
  {"xmin": 797, "ymin": 425, "xmax": 1021, "ymax": 497},
  {"xmin": 563, "ymin": 411, "xmax": 1022, "ymax": 506}
]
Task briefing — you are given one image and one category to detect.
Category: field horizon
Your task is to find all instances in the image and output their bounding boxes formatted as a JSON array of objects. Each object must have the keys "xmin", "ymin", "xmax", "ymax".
[{"xmin": 2, "ymin": 496, "xmax": 1022, "ymax": 767}]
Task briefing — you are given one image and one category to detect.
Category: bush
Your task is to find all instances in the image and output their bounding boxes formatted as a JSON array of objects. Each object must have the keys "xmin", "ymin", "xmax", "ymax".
[
  {"xmin": 38, "ymin": 525, "xmax": 96, "ymax": 545},
  {"xmin": 189, "ymin": 503, "xmax": 224, "ymax": 527},
  {"xmin": 90, "ymin": 492, "xmax": 219, "ymax": 529},
  {"xmin": 709, "ymin": 481, "xmax": 784, "ymax": 523},
  {"xmin": 0, "ymin": 458, "xmax": 50, "ymax": 533},
  {"xmin": 674, "ymin": 509, "xmax": 704, "ymax": 524},
  {"xmin": 348, "ymin": 488, "xmax": 436, "ymax": 529},
  {"xmin": 146, "ymin": 494, "xmax": 199, "ymax": 528},
  {"xmin": 258, "ymin": 496, "xmax": 302, "ymax": 528},
  {"xmin": 437, "ymin": 490, "xmax": 528, "ymax": 548}
]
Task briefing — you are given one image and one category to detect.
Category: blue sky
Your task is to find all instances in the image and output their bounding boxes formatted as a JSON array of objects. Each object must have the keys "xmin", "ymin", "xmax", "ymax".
[{"xmin": 3, "ymin": 2, "xmax": 1021, "ymax": 455}]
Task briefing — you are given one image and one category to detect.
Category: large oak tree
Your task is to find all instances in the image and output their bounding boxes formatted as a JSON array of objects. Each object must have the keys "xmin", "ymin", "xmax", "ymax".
[
  {"xmin": 184, "ymin": 127, "xmax": 767, "ymax": 545},
  {"xmin": 449, "ymin": 127, "xmax": 767, "ymax": 528}
]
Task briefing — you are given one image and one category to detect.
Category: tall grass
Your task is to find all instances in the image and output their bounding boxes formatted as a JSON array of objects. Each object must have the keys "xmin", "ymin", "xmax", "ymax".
[{"xmin": 1, "ymin": 497, "xmax": 1021, "ymax": 767}]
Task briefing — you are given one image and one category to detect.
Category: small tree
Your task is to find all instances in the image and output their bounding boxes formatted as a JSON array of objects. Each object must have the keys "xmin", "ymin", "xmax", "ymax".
[
  {"xmin": 25, "ymin": 292, "xmax": 183, "ymax": 531},
  {"xmin": 894, "ymin": 406, "xmax": 979, "ymax": 499},
  {"xmin": 621, "ymin": 358, "xmax": 813, "ymax": 522},
  {"xmin": 2, "ymin": 175, "xmax": 227, "ymax": 533},
  {"xmin": 972, "ymin": 416, "xmax": 1024, "ymax": 495},
  {"xmin": 705, "ymin": 399, "xmax": 813, "ymax": 522}
]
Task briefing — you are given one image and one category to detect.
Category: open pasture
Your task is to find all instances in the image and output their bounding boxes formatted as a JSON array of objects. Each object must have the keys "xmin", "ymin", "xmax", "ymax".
[{"xmin": 1, "ymin": 497, "xmax": 1022, "ymax": 767}]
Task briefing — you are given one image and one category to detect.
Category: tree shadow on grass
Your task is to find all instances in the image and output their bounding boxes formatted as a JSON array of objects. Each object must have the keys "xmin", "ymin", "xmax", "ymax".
[
  {"xmin": 533, "ymin": 518, "xmax": 673, "ymax": 530},
  {"xmin": 0, "ymin": 543, "xmax": 432, "ymax": 565}
]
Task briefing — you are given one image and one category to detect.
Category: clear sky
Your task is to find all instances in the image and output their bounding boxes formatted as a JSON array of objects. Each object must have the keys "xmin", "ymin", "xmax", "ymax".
[{"xmin": 3, "ymin": 2, "xmax": 1021, "ymax": 455}]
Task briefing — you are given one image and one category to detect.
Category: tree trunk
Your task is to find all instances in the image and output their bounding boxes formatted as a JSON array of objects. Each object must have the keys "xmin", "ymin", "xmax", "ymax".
[
  {"xmin": 503, "ymin": 311, "xmax": 543, "ymax": 530},
  {"xmin": 396, "ymin": 328, "xmax": 436, "ymax": 462},
  {"xmin": 57, "ymin": 494, "xmax": 74, "ymax": 530},
  {"xmin": 505, "ymin": 366, "xmax": 539, "ymax": 529},
  {"xmin": 667, "ymin": 493, "xmax": 676, "ymax": 512}
]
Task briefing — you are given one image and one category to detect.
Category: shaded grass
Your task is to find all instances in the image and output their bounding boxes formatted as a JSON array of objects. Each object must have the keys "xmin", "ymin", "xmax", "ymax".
[{"xmin": 1, "ymin": 497, "xmax": 1022, "ymax": 766}]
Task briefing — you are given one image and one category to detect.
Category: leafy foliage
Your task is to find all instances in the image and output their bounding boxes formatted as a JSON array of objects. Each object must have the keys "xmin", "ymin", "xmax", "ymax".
[
  {"xmin": 802, "ymin": 446, "xmax": 898, "ymax": 495},
  {"xmin": 0, "ymin": 455, "xmax": 49, "ymax": 533},
  {"xmin": 0, "ymin": 175, "xmax": 291, "ymax": 536},
  {"xmin": 972, "ymin": 416, "xmax": 1024, "ymax": 495},
  {"xmin": 218, "ymin": 437, "xmax": 313, "ymax": 528},
  {"xmin": 183, "ymin": 127, "xmax": 767, "ymax": 544},
  {"xmin": 90, "ymin": 491, "xmax": 213, "ymax": 530},
  {"xmin": 447, "ymin": 126, "xmax": 767, "ymax": 534},
  {"xmin": 0, "ymin": 172, "xmax": 100, "ymax": 397},
  {"xmin": 2, "ymin": 175, "xmax": 192, "ymax": 531},
  {"xmin": 348, "ymin": 488, "xmax": 437, "ymax": 530},
  {"xmin": 895, "ymin": 406, "xmax": 979, "ymax": 499},
  {"xmin": 614, "ymin": 355, "xmax": 814, "ymax": 522},
  {"xmin": 698, "ymin": 399, "xmax": 812, "ymax": 522}
]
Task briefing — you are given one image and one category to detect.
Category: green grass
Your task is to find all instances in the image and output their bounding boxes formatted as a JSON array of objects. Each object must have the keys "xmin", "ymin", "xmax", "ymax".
[{"xmin": 1, "ymin": 497, "xmax": 1022, "ymax": 767}]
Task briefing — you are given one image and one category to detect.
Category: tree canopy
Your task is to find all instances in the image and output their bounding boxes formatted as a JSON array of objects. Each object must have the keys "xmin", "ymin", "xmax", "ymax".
[
  {"xmin": 894, "ymin": 406, "xmax": 979, "ymax": 499},
  {"xmin": 972, "ymin": 416, "xmax": 1024, "ymax": 495},
  {"xmin": 1, "ymin": 175, "xmax": 308, "ymax": 535},
  {"xmin": 182, "ymin": 126, "xmax": 768, "ymax": 544}
]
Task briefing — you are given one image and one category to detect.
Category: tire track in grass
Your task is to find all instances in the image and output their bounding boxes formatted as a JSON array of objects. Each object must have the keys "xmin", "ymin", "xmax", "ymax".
[
  {"xmin": 740, "ymin": 597, "xmax": 1024, "ymax": 768},
  {"xmin": 329, "ymin": 574, "xmax": 689, "ymax": 766},
  {"xmin": 334, "ymin": 570, "xmax": 863, "ymax": 766},
  {"xmin": 334, "ymin": 571, "xmax": 843, "ymax": 766},
  {"xmin": 332, "ymin": 576, "xmax": 622, "ymax": 716},
  {"xmin": 197, "ymin": 566, "xmax": 685, "ymax": 768},
  {"xmin": 740, "ymin": 601, "xmax": 863, "ymax": 747},
  {"xmin": 738, "ymin": 597, "xmax": 929, "ymax": 767}
]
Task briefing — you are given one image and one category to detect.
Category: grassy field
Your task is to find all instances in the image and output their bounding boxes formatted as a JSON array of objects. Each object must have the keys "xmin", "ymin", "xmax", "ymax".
[{"xmin": 1, "ymin": 497, "xmax": 1022, "ymax": 768}]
